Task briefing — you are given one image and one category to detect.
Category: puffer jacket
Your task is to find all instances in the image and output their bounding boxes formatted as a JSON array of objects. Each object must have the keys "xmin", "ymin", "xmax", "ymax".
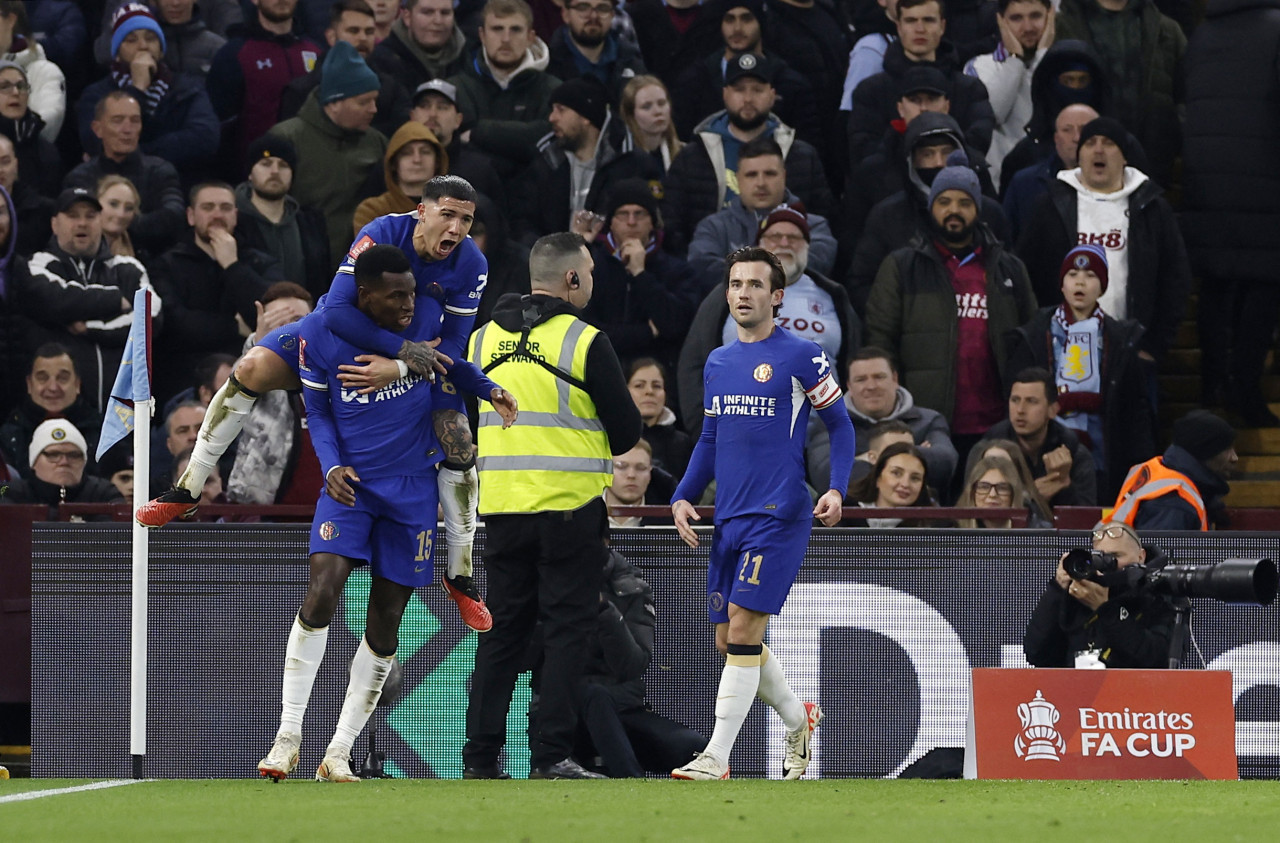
[{"xmin": 865, "ymin": 227, "xmax": 1036, "ymax": 423}]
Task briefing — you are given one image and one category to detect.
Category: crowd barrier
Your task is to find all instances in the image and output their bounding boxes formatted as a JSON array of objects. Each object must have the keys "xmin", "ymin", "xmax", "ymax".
[{"xmin": 24, "ymin": 522, "xmax": 1280, "ymax": 779}]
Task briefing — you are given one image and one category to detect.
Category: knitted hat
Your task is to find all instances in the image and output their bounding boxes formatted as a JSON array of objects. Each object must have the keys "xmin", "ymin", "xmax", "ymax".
[
  {"xmin": 1076, "ymin": 116, "xmax": 1129, "ymax": 161},
  {"xmin": 724, "ymin": 51, "xmax": 775, "ymax": 86},
  {"xmin": 602, "ymin": 179, "xmax": 663, "ymax": 228},
  {"xmin": 111, "ymin": 3, "xmax": 167, "ymax": 58},
  {"xmin": 96, "ymin": 442, "xmax": 134, "ymax": 479},
  {"xmin": 318, "ymin": 41, "xmax": 380, "ymax": 105},
  {"xmin": 246, "ymin": 133, "xmax": 298, "ymax": 174},
  {"xmin": 1060, "ymin": 243, "xmax": 1109, "ymax": 293},
  {"xmin": 757, "ymin": 202, "xmax": 810, "ymax": 243},
  {"xmin": 28, "ymin": 419, "xmax": 88, "ymax": 468},
  {"xmin": 927, "ymin": 149, "xmax": 981, "ymax": 208},
  {"xmin": 0, "ymin": 59, "xmax": 27, "ymax": 81},
  {"xmin": 715, "ymin": 0, "xmax": 766, "ymax": 20},
  {"xmin": 1172, "ymin": 410, "xmax": 1236, "ymax": 462},
  {"xmin": 550, "ymin": 77, "xmax": 608, "ymax": 129}
]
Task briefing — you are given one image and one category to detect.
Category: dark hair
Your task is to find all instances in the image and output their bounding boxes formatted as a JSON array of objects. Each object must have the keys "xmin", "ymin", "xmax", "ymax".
[
  {"xmin": 739, "ymin": 135, "xmax": 784, "ymax": 164},
  {"xmin": 1011, "ymin": 366, "xmax": 1057, "ymax": 403},
  {"xmin": 329, "ymin": 0, "xmax": 375, "ymax": 28},
  {"xmin": 625, "ymin": 356, "xmax": 668, "ymax": 383},
  {"xmin": 850, "ymin": 345, "xmax": 899, "ymax": 375},
  {"xmin": 355, "ymin": 243, "xmax": 412, "ymax": 286},
  {"xmin": 997, "ymin": 0, "xmax": 1050, "ymax": 14},
  {"xmin": 187, "ymin": 181, "xmax": 235, "ymax": 207},
  {"xmin": 166, "ymin": 399, "xmax": 205, "ymax": 434},
  {"xmin": 94, "ymin": 90, "xmax": 140, "ymax": 121},
  {"xmin": 848, "ymin": 441, "xmax": 933, "ymax": 506},
  {"xmin": 421, "ymin": 174, "xmax": 477, "ymax": 205},
  {"xmin": 32, "ymin": 342, "xmax": 75, "ymax": 369},
  {"xmin": 897, "ymin": 0, "xmax": 946, "ymax": 18},
  {"xmin": 0, "ymin": 2, "xmax": 30, "ymax": 38},
  {"xmin": 529, "ymin": 231, "xmax": 587, "ymax": 286},
  {"xmin": 724, "ymin": 246, "xmax": 785, "ymax": 294},
  {"xmin": 866, "ymin": 419, "xmax": 913, "ymax": 447},
  {"xmin": 192, "ymin": 353, "xmax": 236, "ymax": 394},
  {"xmin": 262, "ymin": 281, "xmax": 314, "ymax": 308}
]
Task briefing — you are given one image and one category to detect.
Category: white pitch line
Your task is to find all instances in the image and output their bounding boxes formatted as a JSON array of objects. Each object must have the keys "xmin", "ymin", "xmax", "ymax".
[{"xmin": 0, "ymin": 779, "xmax": 148, "ymax": 804}]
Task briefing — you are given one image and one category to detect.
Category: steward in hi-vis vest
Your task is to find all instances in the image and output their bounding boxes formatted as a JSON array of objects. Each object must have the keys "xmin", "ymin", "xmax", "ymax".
[{"xmin": 463, "ymin": 232, "xmax": 640, "ymax": 781}]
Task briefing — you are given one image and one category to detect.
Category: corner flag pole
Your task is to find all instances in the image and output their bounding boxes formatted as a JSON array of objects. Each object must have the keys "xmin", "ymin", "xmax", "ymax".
[{"xmin": 130, "ymin": 393, "xmax": 152, "ymax": 780}]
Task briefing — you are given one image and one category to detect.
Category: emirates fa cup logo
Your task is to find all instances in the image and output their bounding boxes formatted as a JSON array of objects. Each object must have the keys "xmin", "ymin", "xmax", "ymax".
[{"xmin": 1015, "ymin": 690, "xmax": 1066, "ymax": 761}]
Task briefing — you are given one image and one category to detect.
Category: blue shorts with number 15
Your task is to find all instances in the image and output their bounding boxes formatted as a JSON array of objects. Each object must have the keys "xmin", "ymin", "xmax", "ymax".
[
  {"xmin": 706, "ymin": 514, "xmax": 810, "ymax": 623},
  {"xmin": 310, "ymin": 474, "xmax": 440, "ymax": 588}
]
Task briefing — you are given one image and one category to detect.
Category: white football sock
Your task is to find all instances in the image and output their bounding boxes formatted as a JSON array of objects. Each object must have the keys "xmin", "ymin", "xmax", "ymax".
[
  {"xmin": 278, "ymin": 615, "xmax": 329, "ymax": 736},
  {"xmin": 177, "ymin": 376, "xmax": 257, "ymax": 497},
  {"xmin": 327, "ymin": 639, "xmax": 394, "ymax": 756},
  {"xmin": 756, "ymin": 644, "xmax": 807, "ymax": 731},
  {"xmin": 438, "ymin": 465, "xmax": 477, "ymax": 579},
  {"xmin": 701, "ymin": 652, "xmax": 761, "ymax": 765}
]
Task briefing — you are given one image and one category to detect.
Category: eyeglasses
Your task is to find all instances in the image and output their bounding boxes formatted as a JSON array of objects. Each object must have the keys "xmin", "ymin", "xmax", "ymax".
[
  {"xmin": 1092, "ymin": 525, "xmax": 1134, "ymax": 542},
  {"xmin": 0, "ymin": 81, "xmax": 30, "ymax": 94},
  {"xmin": 568, "ymin": 3, "xmax": 614, "ymax": 16},
  {"xmin": 41, "ymin": 449, "xmax": 85, "ymax": 464},
  {"xmin": 973, "ymin": 481, "xmax": 1013, "ymax": 498}
]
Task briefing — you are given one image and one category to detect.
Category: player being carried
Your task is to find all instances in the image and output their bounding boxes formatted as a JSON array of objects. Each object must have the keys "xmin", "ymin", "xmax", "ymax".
[
  {"xmin": 138, "ymin": 175, "xmax": 498, "ymax": 632},
  {"xmin": 670, "ymin": 246, "xmax": 855, "ymax": 781},
  {"xmin": 257, "ymin": 245, "xmax": 516, "ymax": 783}
]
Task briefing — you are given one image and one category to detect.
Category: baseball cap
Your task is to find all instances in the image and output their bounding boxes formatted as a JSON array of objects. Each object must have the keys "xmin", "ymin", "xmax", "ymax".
[
  {"xmin": 413, "ymin": 79, "xmax": 459, "ymax": 107},
  {"xmin": 55, "ymin": 188, "xmax": 102, "ymax": 215},
  {"xmin": 724, "ymin": 52, "xmax": 775, "ymax": 86}
]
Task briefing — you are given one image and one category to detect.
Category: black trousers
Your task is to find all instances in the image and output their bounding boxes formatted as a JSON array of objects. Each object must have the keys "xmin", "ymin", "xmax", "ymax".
[
  {"xmin": 463, "ymin": 497, "xmax": 607, "ymax": 769},
  {"xmin": 576, "ymin": 683, "xmax": 706, "ymax": 777}
]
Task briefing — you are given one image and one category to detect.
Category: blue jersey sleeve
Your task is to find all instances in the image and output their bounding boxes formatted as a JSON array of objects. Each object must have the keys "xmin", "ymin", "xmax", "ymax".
[
  {"xmin": 797, "ymin": 345, "xmax": 853, "ymax": 494},
  {"xmin": 436, "ymin": 244, "xmax": 488, "ymax": 362},
  {"xmin": 297, "ymin": 331, "xmax": 343, "ymax": 477},
  {"xmin": 321, "ymin": 223, "xmax": 405, "ymax": 359},
  {"xmin": 672, "ymin": 363, "xmax": 719, "ymax": 504}
]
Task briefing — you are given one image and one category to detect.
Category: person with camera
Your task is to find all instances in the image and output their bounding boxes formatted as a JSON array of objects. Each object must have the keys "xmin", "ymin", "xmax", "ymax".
[{"xmin": 1023, "ymin": 520, "xmax": 1177, "ymax": 669}]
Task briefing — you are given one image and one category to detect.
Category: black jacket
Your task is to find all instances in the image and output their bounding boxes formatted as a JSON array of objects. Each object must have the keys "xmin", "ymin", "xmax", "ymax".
[
  {"xmin": 1024, "ymin": 546, "xmax": 1179, "ymax": 668},
  {"xmin": 976, "ymin": 418, "xmax": 1098, "ymax": 507},
  {"xmin": 0, "ymin": 472, "xmax": 126, "ymax": 518},
  {"xmin": 1007, "ymin": 306, "xmax": 1157, "ymax": 500},
  {"xmin": 582, "ymin": 549, "xmax": 655, "ymax": 710},
  {"xmin": 622, "ymin": 0, "xmax": 722, "ymax": 90},
  {"xmin": 545, "ymin": 28, "xmax": 647, "ymax": 102},
  {"xmin": 1015, "ymin": 176, "xmax": 1191, "ymax": 359},
  {"xmin": 0, "ymin": 111, "xmax": 62, "ymax": 198},
  {"xmin": 511, "ymin": 115, "xmax": 663, "ymax": 247},
  {"xmin": 148, "ymin": 234, "xmax": 280, "ymax": 401},
  {"xmin": 1181, "ymin": 0, "xmax": 1280, "ymax": 284},
  {"xmin": 581, "ymin": 239, "xmax": 700, "ymax": 376},
  {"xmin": 64, "ymin": 151, "xmax": 187, "ymax": 256},
  {"xmin": 0, "ymin": 397, "xmax": 104, "ymax": 481},
  {"xmin": 847, "ymin": 39, "xmax": 996, "ymax": 164},
  {"xmin": 484, "ymin": 292, "xmax": 642, "ymax": 456}
]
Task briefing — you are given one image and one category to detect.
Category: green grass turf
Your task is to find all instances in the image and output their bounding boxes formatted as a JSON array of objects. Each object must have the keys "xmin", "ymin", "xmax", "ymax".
[{"xmin": 3, "ymin": 779, "xmax": 1279, "ymax": 842}]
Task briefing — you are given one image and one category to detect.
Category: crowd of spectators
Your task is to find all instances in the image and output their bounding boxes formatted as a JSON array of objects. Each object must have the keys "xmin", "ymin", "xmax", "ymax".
[{"xmin": 0, "ymin": 0, "xmax": 1273, "ymax": 529}]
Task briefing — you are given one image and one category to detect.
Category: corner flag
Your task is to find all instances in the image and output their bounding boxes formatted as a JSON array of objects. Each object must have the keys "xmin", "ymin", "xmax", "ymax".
[{"xmin": 97, "ymin": 288, "xmax": 152, "ymax": 460}]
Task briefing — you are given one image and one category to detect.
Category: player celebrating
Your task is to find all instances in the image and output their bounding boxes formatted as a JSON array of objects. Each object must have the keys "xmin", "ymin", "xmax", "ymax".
[
  {"xmin": 670, "ymin": 246, "xmax": 855, "ymax": 781},
  {"xmin": 257, "ymin": 246, "xmax": 514, "ymax": 783},
  {"xmin": 137, "ymin": 175, "xmax": 497, "ymax": 631}
]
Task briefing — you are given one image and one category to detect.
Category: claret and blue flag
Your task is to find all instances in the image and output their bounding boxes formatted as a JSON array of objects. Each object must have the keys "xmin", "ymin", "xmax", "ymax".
[{"xmin": 97, "ymin": 288, "xmax": 153, "ymax": 460}]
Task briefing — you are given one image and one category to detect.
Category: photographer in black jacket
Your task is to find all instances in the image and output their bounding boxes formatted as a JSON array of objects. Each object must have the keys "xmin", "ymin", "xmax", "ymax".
[{"xmin": 1024, "ymin": 520, "xmax": 1177, "ymax": 669}]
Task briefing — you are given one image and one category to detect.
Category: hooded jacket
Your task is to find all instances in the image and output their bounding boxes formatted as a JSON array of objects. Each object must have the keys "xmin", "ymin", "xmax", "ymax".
[
  {"xmin": 267, "ymin": 91, "xmax": 387, "ymax": 269},
  {"xmin": 687, "ymin": 187, "xmax": 838, "ymax": 286},
  {"xmin": 1014, "ymin": 174, "xmax": 1190, "ymax": 359},
  {"xmin": 233, "ymin": 182, "xmax": 331, "ymax": 302},
  {"xmin": 805, "ymin": 384, "xmax": 959, "ymax": 498},
  {"xmin": 672, "ymin": 50, "xmax": 822, "ymax": 148},
  {"xmin": 1007, "ymin": 305, "xmax": 1156, "ymax": 500},
  {"xmin": 1181, "ymin": 0, "xmax": 1280, "ymax": 285},
  {"xmin": 447, "ymin": 39, "xmax": 561, "ymax": 168},
  {"xmin": 865, "ymin": 225, "xmax": 1037, "ymax": 424},
  {"xmin": 511, "ymin": 112, "xmax": 663, "ymax": 246},
  {"xmin": 24, "ymin": 237, "xmax": 157, "ymax": 412},
  {"xmin": 278, "ymin": 47, "xmax": 413, "ymax": 142},
  {"xmin": 374, "ymin": 19, "xmax": 468, "ymax": 93},
  {"xmin": 353, "ymin": 122, "xmax": 448, "ymax": 233},
  {"xmin": 77, "ymin": 71, "xmax": 220, "ymax": 171},
  {"xmin": 847, "ymin": 38, "xmax": 996, "ymax": 164},
  {"xmin": 154, "ymin": 11, "xmax": 228, "ymax": 78},
  {"xmin": 2, "ymin": 39, "xmax": 64, "ymax": 142},
  {"xmin": 660, "ymin": 111, "xmax": 833, "ymax": 255}
]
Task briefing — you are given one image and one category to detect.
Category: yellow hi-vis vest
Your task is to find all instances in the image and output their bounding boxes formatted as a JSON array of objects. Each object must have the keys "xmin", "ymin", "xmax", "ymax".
[{"xmin": 469, "ymin": 312, "xmax": 612, "ymax": 514}]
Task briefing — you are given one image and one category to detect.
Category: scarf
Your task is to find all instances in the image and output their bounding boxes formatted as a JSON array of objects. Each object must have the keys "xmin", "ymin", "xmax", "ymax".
[
  {"xmin": 1051, "ymin": 303, "xmax": 1104, "ymax": 455},
  {"xmin": 109, "ymin": 59, "xmax": 173, "ymax": 116}
]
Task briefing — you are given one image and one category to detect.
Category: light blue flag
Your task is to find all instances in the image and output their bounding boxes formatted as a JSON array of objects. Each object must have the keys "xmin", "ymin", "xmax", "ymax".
[{"xmin": 97, "ymin": 289, "xmax": 152, "ymax": 460}]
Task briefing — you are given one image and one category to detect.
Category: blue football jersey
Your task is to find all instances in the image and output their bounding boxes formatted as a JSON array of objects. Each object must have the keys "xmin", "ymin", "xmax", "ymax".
[
  {"xmin": 317, "ymin": 212, "xmax": 489, "ymax": 361},
  {"xmin": 297, "ymin": 318, "xmax": 442, "ymax": 481},
  {"xmin": 694, "ymin": 327, "xmax": 842, "ymax": 521}
]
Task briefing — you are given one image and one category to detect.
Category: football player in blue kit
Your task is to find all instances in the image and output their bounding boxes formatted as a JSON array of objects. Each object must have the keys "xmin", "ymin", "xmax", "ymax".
[
  {"xmin": 257, "ymin": 245, "xmax": 515, "ymax": 783},
  {"xmin": 670, "ymin": 246, "xmax": 856, "ymax": 781},
  {"xmin": 138, "ymin": 175, "xmax": 498, "ymax": 631}
]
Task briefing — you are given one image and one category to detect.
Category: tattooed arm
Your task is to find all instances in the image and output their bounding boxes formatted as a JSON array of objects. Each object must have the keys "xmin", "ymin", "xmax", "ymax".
[{"xmin": 433, "ymin": 409, "xmax": 475, "ymax": 464}]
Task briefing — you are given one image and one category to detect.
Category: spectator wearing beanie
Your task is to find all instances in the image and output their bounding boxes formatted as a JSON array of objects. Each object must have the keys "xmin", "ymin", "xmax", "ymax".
[
  {"xmin": 677, "ymin": 201, "xmax": 859, "ymax": 434},
  {"xmin": 866, "ymin": 149, "xmax": 1036, "ymax": 459},
  {"xmin": 1016, "ymin": 115, "xmax": 1191, "ymax": 365},
  {"xmin": 233, "ymin": 134, "xmax": 331, "ymax": 299},
  {"xmin": 1006, "ymin": 243, "xmax": 1156, "ymax": 500},
  {"xmin": 580, "ymin": 178, "xmax": 700, "ymax": 377},
  {"xmin": 1112, "ymin": 409, "xmax": 1237, "ymax": 531},
  {"xmin": 0, "ymin": 0, "xmax": 66, "ymax": 143},
  {"xmin": 268, "ymin": 40, "xmax": 386, "ymax": 269},
  {"xmin": 511, "ymin": 77, "xmax": 661, "ymax": 247},
  {"xmin": 77, "ymin": 3, "xmax": 220, "ymax": 173},
  {"xmin": 0, "ymin": 419, "xmax": 125, "ymax": 515}
]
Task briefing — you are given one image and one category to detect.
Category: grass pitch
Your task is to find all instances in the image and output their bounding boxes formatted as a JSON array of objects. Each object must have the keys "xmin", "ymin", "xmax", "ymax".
[{"xmin": 3, "ymin": 778, "xmax": 1278, "ymax": 842}]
